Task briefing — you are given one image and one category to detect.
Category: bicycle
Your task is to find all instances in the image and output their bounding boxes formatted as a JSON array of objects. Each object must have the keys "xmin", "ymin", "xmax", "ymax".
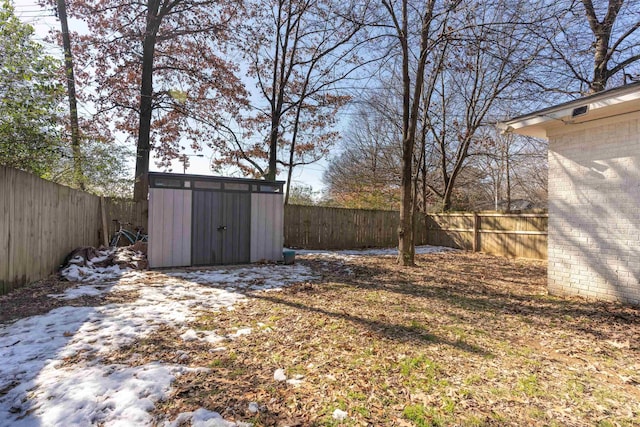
[{"xmin": 110, "ymin": 219, "xmax": 148, "ymax": 247}]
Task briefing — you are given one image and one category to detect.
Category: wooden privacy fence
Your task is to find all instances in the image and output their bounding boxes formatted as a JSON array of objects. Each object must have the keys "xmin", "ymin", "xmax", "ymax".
[
  {"xmin": 1, "ymin": 167, "xmax": 101, "ymax": 294},
  {"xmin": 425, "ymin": 212, "xmax": 547, "ymax": 260},
  {"xmin": 284, "ymin": 205, "xmax": 428, "ymax": 249},
  {"xmin": 1, "ymin": 164, "xmax": 545, "ymax": 295},
  {"xmin": 103, "ymin": 198, "xmax": 148, "ymax": 241},
  {"xmin": 0, "ymin": 166, "xmax": 148, "ymax": 295},
  {"xmin": 284, "ymin": 205, "xmax": 547, "ymax": 260}
]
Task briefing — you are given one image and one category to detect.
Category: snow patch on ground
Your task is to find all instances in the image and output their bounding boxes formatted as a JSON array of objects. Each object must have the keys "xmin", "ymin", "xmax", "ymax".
[
  {"xmin": 0, "ymin": 263, "xmax": 320, "ymax": 426},
  {"xmin": 295, "ymin": 244, "xmax": 454, "ymax": 259},
  {"xmin": 332, "ymin": 408, "xmax": 348, "ymax": 420},
  {"xmin": 48, "ymin": 282, "xmax": 117, "ymax": 299},
  {"xmin": 10, "ymin": 362, "xmax": 191, "ymax": 427},
  {"xmin": 62, "ymin": 263, "xmax": 126, "ymax": 283},
  {"xmin": 1, "ymin": 246, "xmax": 449, "ymax": 425},
  {"xmin": 59, "ymin": 246, "xmax": 147, "ymax": 283},
  {"xmin": 164, "ymin": 407, "xmax": 253, "ymax": 427},
  {"xmin": 167, "ymin": 263, "xmax": 318, "ymax": 292},
  {"xmin": 274, "ymin": 368, "xmax": 287, "ymax": 382}
]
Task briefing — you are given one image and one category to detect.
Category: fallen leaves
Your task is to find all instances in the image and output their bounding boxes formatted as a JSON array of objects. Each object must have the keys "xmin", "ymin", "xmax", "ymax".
[{"xmin": 9, "ymin": 250, "xmax": 640, "ymax": 426}]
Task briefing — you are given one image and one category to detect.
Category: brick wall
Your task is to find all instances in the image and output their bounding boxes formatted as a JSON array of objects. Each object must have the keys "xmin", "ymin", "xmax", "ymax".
[{"xmin": 547, "ymin": 111, "xmax": 640, "ymax": 304}]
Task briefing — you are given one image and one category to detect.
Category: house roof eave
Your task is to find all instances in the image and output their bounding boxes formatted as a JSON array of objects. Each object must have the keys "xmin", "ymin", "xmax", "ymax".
[{"xmin": 497, "ymin": 82, "xmax": 640, "ymax": 139}]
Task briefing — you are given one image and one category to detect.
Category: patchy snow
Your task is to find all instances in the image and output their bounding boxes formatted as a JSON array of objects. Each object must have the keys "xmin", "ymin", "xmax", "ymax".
[
  {"xmin": 229, "ymin": 328, "xmax": 252, "ymax": 338},
  {"xmin": 0, "ymin": 262, "xmax": 319, "ymax": 426},
  {"xmin": 332, "ymin": 408, "xmax": 348, "ymax": 421},
  {"xmin": 48, "ymin": 282, "xmax": 117, "ymax": 299},
  {"xmin": 167, "ymin": 263, "xmax": 318, "ymax": 292},
  {"xmin": 0, "ymin": 245, "xmax": 449, "ymax": 425},
  {"xmin": 59, "ymin": 246, "xmax": 147, "ymax": 283},
  {"xmin": 286, "ymin": 374, "xmax": 305, "ymax": 386},
  {"xmin": 273, "ymin": 368, "xmax": 287, "ymax": 382},
  {"xmin": 294, "ymin": 244, "xmax": 454, "ymax": 259},
  {"xmin": 61, "ymin": 263, "xmax": 126, "ymax": 283},
  {"xmin": 164, "ymin": 408, "xmax": 252, "ymax": 427}
]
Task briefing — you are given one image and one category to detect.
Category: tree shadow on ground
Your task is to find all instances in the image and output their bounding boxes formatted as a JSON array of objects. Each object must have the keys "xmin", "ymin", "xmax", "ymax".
[
  {"xmin": 296, "ymin": 252, "xmax": 640, "ymax": 346},
  {"xmin": 251, "ymin": 292, "xmax": 491, "ymax": 357},
  {"xmin": 154, "ymin": 251, "xmax": 640, "ymax": 426}
]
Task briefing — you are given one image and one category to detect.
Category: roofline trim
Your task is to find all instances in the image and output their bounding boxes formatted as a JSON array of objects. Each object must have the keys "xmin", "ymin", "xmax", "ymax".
[{"xmin": 498, "ymin": 82, "xmax": 640, "ymax": 135}]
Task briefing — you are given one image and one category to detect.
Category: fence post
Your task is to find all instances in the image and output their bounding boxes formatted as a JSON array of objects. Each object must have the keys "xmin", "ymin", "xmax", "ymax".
[
  {"xmin": 472, "ymin": 212, "xmax": 479, "ymax": 252},
  {"xmin": 100, "ymin": 197, "xmax": 109, "ymax": 246}
]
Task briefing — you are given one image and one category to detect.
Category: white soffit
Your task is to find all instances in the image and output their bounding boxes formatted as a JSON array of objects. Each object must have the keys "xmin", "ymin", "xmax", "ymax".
[{"xmin": 498, "ymin": 84, "xmax": 640, "ymax": 139}]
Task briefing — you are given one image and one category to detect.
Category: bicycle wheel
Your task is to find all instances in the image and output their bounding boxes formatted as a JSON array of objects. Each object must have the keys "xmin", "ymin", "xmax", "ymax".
[
  {"xmin": 110, "ymin": 233, "xmax": 121, "ymax": 247},
  {"xmin": 119, "ymin": 229, "xmax": 137, "ymax": 246}
]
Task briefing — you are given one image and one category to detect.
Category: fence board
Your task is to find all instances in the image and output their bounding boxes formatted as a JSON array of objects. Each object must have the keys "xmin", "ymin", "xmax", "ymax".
[
  {"xmin": 284, "ymin": 205, "xmax": 401, "ymax": 249},
  {"xmin": 0, "ymin": 169, "xmax": 11, "ymax": 294},
  {"xmin": 284, "ymin": 205, "xmax": 547, "ymax": 260},
  {"xmin": 0, "ymin": 167, "xmax": 103, "ymax": 294},
  {"xmin": 0, "ymin": 167, "xmax": 149, "ymax": 295}
]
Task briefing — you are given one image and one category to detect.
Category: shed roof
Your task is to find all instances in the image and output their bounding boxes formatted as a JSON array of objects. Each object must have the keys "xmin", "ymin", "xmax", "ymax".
[
  {"xmin": 498, "ymin": 82, "xmax": 640, "ymax": 139},
  {"xmin": 148, "ymin": 171, "xmax": 284, "ymax": 186},
  {"xmin": 148, "ymin": 172, "xmax": 285, "ymax": 193}
]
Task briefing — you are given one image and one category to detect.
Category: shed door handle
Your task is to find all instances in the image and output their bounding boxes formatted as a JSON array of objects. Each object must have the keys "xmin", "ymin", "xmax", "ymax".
[{"xmin": 217, "ymin": 225, "xmax": 227, "ymax": 231}]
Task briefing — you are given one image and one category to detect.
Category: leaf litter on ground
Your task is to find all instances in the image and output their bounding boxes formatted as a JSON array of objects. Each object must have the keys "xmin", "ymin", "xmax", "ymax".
[{"xmin": 1, "ymin": 246, "xmax": 640, "ymax": 426}]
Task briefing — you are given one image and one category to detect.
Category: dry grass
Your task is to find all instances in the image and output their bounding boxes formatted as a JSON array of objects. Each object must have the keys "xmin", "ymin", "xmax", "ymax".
[
  {"xmin": 142, "ymin": 252, "xmax": 640, "ymax": 426},
  {"xmin": 5, "ymin": 251, "xmax": 640, "ymax": 426}
]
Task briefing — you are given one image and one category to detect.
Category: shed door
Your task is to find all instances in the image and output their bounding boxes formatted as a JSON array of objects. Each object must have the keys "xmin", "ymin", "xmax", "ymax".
[{"xmin": 192, "ymin": 191, "xmax": 251, "ymax": 265}]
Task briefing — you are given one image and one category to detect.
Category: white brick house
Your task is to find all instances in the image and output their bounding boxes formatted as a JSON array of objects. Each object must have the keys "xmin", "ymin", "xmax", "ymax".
[{"xmin": 500, "ymin": 83, "xmax": 640, "ymax": 305}]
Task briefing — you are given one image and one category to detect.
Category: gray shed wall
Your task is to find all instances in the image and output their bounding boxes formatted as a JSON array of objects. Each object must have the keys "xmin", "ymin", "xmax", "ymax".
[{"xmin": 192, "ymin": 191, "xmax": 251, "ymax": 265}]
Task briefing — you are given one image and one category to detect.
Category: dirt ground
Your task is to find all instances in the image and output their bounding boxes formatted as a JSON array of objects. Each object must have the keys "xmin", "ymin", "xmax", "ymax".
[{"xmin": 3, "ymin": 251, "xmax": 640, "ymax": 426}]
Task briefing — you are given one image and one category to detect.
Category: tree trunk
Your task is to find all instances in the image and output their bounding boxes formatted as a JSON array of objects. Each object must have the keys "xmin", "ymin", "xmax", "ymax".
[
  {"xmin": 283, "ymin": 112, "xmax": 300, "ymax": 206},
  {"xmin": 265, "ymin": 113, "xmax": 279, "ymax": 181},
  {"xmin": 396, "ymin": 0, "xmax": 413, "ymax": 266},
  {"xmin": 582, "ymin": 0, "xmax": 619, "ymax": 93},
  {"xmin": 398, "ymin": 134, "xmax": 415, "ymax": 265},
  {"xmin": 133, "ymin": 0, "xmax": 161, "ymax": 201},
  {"xmin": 57, "ymin": 0, "xmax": 84, "ymax": 190},
  {"xmin": 442, "ymin": 190, "xmax": 452, "ymax": 211},
  {"xmin": 421, "ymin": 154, "xmax": 427, "ymax": 213},
  {"xmin": 440, "ymin": 173, "xmax": 451, "ymax": 211},
  {"xmin": 591, "ymin": 35, "xmax": 610, "ymax": 93},
  {"xmin": 505, "ymin": 144, "xmax": 511, "ymax": 213}
]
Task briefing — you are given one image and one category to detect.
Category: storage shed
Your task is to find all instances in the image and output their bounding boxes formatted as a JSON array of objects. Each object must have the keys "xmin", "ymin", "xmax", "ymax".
[
  {"xmin": 147, "ymin": 172, "xmax": 285, "ymax": 268},
  {"xmin": 499, "ymin": 82, "xmax": 640, "ymax": 304}
]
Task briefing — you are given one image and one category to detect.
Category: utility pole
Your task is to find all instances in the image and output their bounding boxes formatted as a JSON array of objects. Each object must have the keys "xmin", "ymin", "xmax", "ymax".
[
  {"xmin": 179, "ymin": 154, "xmax": 204, "ymax": 174},
  {"xmin": 56, "ymin": 0, "xmax": 84, "ymax": 190}
]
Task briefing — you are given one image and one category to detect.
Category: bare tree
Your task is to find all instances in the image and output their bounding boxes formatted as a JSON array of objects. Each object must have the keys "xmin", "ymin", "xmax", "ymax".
[
  {"xmin": 539, "ymin": 0, "xmax": 640, "ymax": 94},
  {"xmin": 420, "ymin": 0, "xmax": 542, "ymax": 211},
  {"xmin": 324, "ymin": 99, "xmax": 402, "ymax": 209},
  {"xmin": 379, "ymin": 0, "xmax": 466, "ymax": 265},
  {"xmin": 474, "ymin": 131, "xmax": 548, "ymax": 211},
  {"xmin": 220, "ymin": 0, "xmax": 377, "ymax": 196},
  {"xmin": 325, "ymin": 0, "xmax": 550, "ymax": 218},
  {"xmin": 581, "ymin": 0, "xmax": 640, "ymax": 92}
]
